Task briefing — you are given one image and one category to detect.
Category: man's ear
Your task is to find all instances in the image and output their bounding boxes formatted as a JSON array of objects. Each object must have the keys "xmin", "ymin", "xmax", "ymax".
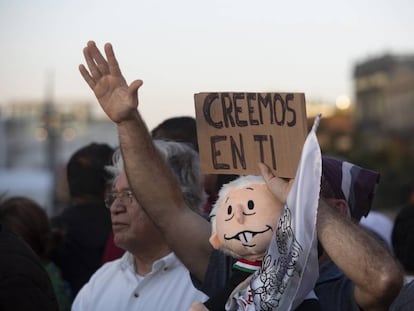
[{"xmin": 209, "ymin": 233, "xmax": 222, "ymax": 250}]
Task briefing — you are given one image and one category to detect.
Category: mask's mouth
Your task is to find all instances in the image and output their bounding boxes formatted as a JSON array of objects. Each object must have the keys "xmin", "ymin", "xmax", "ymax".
[{"xmin": 224, "ymin": 225, "xmax": 272, "ymax": 246}]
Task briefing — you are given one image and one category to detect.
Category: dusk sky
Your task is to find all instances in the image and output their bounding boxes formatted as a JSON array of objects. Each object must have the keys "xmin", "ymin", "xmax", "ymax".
[{"xmin": 1, "ymin": 0, "xmax": 413, "ymax": 128}]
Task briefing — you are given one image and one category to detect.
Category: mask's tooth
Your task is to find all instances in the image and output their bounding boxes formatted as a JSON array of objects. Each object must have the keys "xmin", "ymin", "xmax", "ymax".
[
  {"xmin": 239, "ymin": 232, "xmax": 253, "ymax": 243},
  {"xmin": 239, "ymin": 232, "xmax": 248, "ymax": 243},
  {"xmin": 245, "ymin": 232, "xmax": 253, "ymax": 242}
]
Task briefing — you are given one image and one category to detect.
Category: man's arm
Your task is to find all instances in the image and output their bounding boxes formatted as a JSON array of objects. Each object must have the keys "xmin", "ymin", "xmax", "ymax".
[
  {"xmin": 79, "ymin": 41, "xmax": 212, "ymax": 281},
  {"xmin": 317, "ymin": 200, "xmax": 403, "ymax": 311},
  {"xmin": 259, "ymin": 162, "xmax": 403, "ymax": 311},
  {"xmin": 117, "ymin": 112, "xmax": 212, "ymax": 281}
]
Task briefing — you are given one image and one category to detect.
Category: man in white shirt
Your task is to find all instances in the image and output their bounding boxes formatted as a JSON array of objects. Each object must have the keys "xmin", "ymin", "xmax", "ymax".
[{"xmin": 72, "ymin": 141, "xmax": 208, "ymax": 310}]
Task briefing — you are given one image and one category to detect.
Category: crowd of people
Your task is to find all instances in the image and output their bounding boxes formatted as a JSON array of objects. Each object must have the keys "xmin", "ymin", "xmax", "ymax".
[{"xmin": 0, "ymin": 40, "xmax": 413, "ymax": 311}]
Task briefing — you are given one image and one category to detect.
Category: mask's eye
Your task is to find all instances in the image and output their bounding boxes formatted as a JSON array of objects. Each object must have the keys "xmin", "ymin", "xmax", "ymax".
[
  {"xmin": 247, "ymin": 200, "xmax": 254, "ymax": 210},
  {"xmin": 227, "ymin": 205, "xmax": 232, "ymax": 215}
]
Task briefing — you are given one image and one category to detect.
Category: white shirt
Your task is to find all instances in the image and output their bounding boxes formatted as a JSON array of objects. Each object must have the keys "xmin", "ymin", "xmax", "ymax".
[{"xmin": 72, "ymin": 252, "xmax": 208, "ymax": 311}]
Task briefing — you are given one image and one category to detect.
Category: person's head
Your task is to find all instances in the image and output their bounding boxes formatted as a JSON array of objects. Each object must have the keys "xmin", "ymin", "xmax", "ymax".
[
  {"xmin": 105, "ymin": 140, "xmax": 206, "ymax": 251},
  {"xmin": 209, "ymin": 175, "xmax": 284, "ymax": 262},
  {"xmin": 0, "ymin": 196, "xmax": 57, "ymax": 261},
  {"xmin": 151, "ymin": 116, "xmax": 198, "ymax": 151},
  {"xmin": 392, "ymin": 204, "xmax": 414, "ymax": 274},
  {"xmin": 66, "ymin": 143, "xmax": 114, "ymax": 202},
  {"xmin": 105, "ymin": 160, "xmax": 166, "ymax": 253},
  {"xmin": 320, "ymin": 156, "xmax": 380, "ymax": 222}
]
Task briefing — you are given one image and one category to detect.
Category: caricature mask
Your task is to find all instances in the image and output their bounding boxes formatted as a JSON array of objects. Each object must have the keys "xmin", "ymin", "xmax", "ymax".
[{"xmin": 209, "ymin": 175, "xmax": 284, "ymax": 262}]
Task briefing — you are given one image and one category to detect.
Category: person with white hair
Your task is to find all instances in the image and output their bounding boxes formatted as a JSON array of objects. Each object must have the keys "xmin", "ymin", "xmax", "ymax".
[{"xmin": 72, "ymin": 141, "xmax": 208, "ymax": 311}]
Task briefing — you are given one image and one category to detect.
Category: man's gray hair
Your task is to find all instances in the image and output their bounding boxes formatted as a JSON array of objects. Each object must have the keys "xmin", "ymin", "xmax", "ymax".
[{"xmin": 106, "ymin": 139, "xmax": 206, "ymax": 214}]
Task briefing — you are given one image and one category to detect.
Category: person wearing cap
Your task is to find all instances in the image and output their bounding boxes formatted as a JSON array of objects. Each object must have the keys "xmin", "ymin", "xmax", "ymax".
[
  {"xmin": 314, "ymin": 156, "xmax": 403, "ymax": 310},
  {"xmin": 78, "ymin": 41, "xmax": 403, "ymax": 310}
]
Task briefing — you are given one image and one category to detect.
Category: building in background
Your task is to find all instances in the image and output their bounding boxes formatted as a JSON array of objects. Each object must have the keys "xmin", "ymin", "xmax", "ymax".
[
  {"xmin": 353, "ymin": 54, "xmax": 414, "ymax": 150},
  {"xmin": 0, "ymin": 100, "xmax": 118, "ymax": 215},
  {"xmin": 353, "ymin": 53, "xmax": 414, "ymax": 211}
]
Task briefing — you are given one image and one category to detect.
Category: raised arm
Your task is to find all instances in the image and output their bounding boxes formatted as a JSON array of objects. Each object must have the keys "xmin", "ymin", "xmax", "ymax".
[
  {"xmin": 317, "ymin": 200, "xmax": 402, "ymax": 311},
  {"xmin": 79, "ymin": 41, "xmax": 212, "ymax": 281},
  {"xmin": 259, "ymin": 162, "xmax": 403, "ymax": 311}
]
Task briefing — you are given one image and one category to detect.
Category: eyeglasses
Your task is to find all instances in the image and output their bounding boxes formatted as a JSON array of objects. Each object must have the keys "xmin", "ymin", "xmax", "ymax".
[{"xmin": 105, "ymin": 190, "xmax": 135, "ymax": 209}]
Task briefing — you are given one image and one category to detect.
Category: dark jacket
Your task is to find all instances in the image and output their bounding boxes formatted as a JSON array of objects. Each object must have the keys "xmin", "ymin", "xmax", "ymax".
[
  {"xmin": 0, "ymin": 223, "xmax": 58, "ymax": 311},
  {"xmin": 50, "ymin": 202, "xmax": 111, "ymax": 296}
]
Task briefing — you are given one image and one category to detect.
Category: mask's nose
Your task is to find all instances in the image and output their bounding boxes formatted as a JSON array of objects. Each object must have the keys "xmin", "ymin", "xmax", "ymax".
[{"xmin": 234, "ymin": 204, "xmax": 245, "ymax": 224}]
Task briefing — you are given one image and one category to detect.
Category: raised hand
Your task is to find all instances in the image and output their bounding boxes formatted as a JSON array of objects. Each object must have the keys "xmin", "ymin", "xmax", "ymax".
[
  {"xmin": 79, "ymin": 41, "xmax": 143, "ymax": 123},
  {"xmin": 258, "ymin": 162, "xmax": 293, "ymax": 204}
]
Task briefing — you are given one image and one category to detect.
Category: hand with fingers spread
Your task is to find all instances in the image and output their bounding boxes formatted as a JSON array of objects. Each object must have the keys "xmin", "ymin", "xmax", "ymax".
[{"xmin": 79, "ymin": 41, "xmax": 143, "ymax": 124}]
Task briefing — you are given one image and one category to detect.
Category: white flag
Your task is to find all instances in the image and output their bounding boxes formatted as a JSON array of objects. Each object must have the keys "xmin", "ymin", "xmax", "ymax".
[{"xmin": 250, "ymin": 115, "xmax": 322, "ymax": 310}]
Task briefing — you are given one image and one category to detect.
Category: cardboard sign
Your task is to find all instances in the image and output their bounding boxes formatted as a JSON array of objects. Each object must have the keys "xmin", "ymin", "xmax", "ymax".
[{"xmin": 194, "ymin": 92, "xmax": 308, "ymax": 178}]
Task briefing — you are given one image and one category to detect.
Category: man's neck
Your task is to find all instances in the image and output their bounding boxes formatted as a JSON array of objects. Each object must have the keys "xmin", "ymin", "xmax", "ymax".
[{"xmin": 132, "ymin": 244, "xmax": 172, "ymax": 276}]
